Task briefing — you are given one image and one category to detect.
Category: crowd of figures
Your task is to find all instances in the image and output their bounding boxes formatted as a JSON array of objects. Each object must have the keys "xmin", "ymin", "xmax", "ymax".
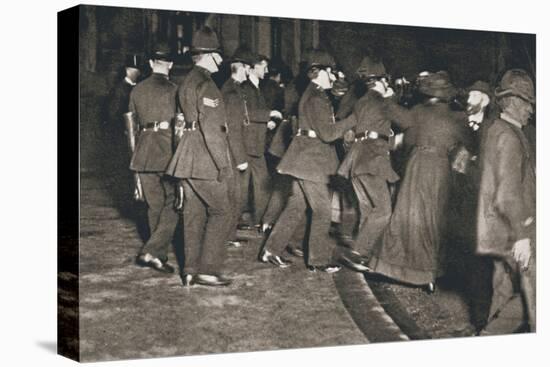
[{"xmin": 103, "ymin": 26, "xmax": 536, "ymax": 336}]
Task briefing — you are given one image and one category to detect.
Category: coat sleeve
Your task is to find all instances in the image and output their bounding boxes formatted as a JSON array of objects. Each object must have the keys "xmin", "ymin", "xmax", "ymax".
[
  {"xmin": 493, "ymin": 130, "xmax": 531, "ymax": 242},
  {"xmin": 385, "ymin": 99, "xmax": 415, "ymax": 129},
  {"xmin": 308, "ymin": 95, "xmax": 357, "ymax": 143},
  {"xmin": 223, "ymin": 88, "xmax": 248, "ymax": 166},
  {"xmin": 178, "ymin": 78, "xmax": 199, "ymax": 124},
  {"xmin": 196, "ymin": 81, "xmax": 229, "ymax": 171},
  {"xmin": 128, "ymin": 89, "xmax": 138, "ymax": 118}
]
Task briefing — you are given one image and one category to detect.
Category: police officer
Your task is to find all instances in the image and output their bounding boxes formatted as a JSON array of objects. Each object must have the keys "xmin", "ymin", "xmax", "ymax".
[
  {"xmin": 337, "ymin": 56, "xmax": 412, "ymax": 272},
  {"xmin": 220, "ymin": 46, "xmax": 255, "ymax": 247},
  {"xmin": 239, "ymin": 54, "xmax": 282, "ymax": 229},
  {"xmin": 259, "ymin": 49, "xmax": 357, "ymax": 273},
  {"xmin": 130, "ymin": 45, "xmax": 179, "ymax": 274},
  {"xmin": 165, "ymin": 27, "xmax": 233, "ymax": 287},
  {"xmin": 477, "ymin": 69, "xmax": 536, "ymax": 334}
]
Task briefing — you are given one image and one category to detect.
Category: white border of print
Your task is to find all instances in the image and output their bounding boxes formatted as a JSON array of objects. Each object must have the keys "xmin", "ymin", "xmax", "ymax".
[{"xmin": 3, "ymin": 1, "xmax": 546, "ymax": 366}]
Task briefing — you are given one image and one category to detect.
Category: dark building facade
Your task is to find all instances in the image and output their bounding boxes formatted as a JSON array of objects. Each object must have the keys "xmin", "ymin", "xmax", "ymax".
[{"xmin": 79, "ymin": 5, "xmax": 534, "ymax": 170}]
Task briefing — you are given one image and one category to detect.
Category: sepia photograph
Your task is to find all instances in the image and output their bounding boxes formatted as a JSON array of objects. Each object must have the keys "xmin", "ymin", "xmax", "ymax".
[
  {"xmin": 3, "ymin": 1, "xmax": 546, "ymax": 366},
  {"xmin": 55, "ymin": 1, "xmax": 541, "ymax": 363}
]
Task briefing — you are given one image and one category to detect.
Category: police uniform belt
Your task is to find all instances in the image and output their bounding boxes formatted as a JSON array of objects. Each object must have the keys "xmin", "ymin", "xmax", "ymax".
[
  {"xmin": 296, "ymin": 128, "xmax": 318, "ymax": 138},
  {"xmin": 183, "ymin": 121, "xmax": 198, "ymax": 131},
  {"xmin": 142, "ymin": 121, "xmax": 171, "ymax": 131},
  {"xmin": 355, "ymin": 130, "xmax": 393, "ymax": 142}
]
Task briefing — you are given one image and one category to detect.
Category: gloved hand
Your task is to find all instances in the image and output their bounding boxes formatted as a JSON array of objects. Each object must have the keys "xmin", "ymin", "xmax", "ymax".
[
  {"xmin": 393, "ymin": 133, "xmax": 404, "ymax": 150},
  {"xmin": 133, "ymin": 173, "xmax": 145, "ymax": 202},
  {"xmin": 217, "ymin": 166, "xmax": 232, "ymax": 182},
  {"xmin": 267, "ymin": 120, "xmax": 277, "ymax": 130},
  {"xmin": 175, "ymin": 181, "xmax": 184, "ymax": 212},
  {"xmin": 512, "ymin": 238, "xmax": 531, "ymax": 271},
  {"xmin": 237, "ymin": 162, "xmax": 249, "ymax": 171}
]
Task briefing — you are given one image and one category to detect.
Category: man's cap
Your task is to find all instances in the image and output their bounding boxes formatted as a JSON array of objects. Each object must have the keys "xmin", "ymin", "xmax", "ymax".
[
  {"xmin": 125, "ymin": 54, "xmax": 143, "ymax": 69},
  {"xmin": 495, "ymin": 69, "xmax": 535, "ymax": 104},
  {"xmin": 150, "ymin": 42, "xmax": 173, "ymax": 62},
  {"xmin": 466, "ymin": 80, "xmax": 492, "ymax": 97},
  {"xmin": 356, "ymin": 56, "xmax": 387, "ymax": 79},
  {"xmin": 229, "ymin": 46, "xmax": 256, "ymax": 66}
]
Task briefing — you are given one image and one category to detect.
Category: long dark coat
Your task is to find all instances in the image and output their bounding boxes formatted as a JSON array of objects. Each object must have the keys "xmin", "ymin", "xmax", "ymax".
[
  {"xmin": 165, "ymin": 66, "xmax": 231, "ymax": 180},
  {"xmin": 240, "ymin": 80, "xmax": 271, "ymax": 158},
  {"xmin": 221, "ymin": 78, "xmax": 248, "ymax": 167},
  {"xmin": 368, "ymin": 101, "xmax": 468, "ymax": 285}
]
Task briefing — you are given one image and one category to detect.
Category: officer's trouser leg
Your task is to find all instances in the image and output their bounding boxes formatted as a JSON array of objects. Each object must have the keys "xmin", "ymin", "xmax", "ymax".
[
  {"xmin": 240, "ymin": 165, "xmax": 252, "ymax": 220},
  {"xmin": 228, "ymin": 169, "xmax": 243, "ymax": 241},
  {"xmin": 262, "ymin": 172, "xmax": 292, "ymax": 226},
  {"xmin": 138, "ymin": 173, "xmax": 179, "ymax": 262},
  {"xmin": 300, "ymin": 180, "xmax": 334, "ymax": 266},
  {"xmin": 340, "ymin": 187, "xmax": 359, "ymax": 240},
  {"xmin": 139, "ymin": 172, "xmax": 163, "ymax": 233},
  {"xmin": 483, "ymin": 259, "xmax": 524, "ymax": 334},
  {"xmin": 263, "ymin": 179, "xmax": 307, "ymax": 257},
  {"xmin": 182, "ymin": 180, "xmax": 205, "ymax": 275},
  {"xmin": 249, "ymin": 156, "xmax": 271, "ymax": 224},
  {"xmin": 352, "ymin": 175, "xmax": 392, "ymax": 257},
  {"xmin": 187, "ymin": 179, "xmax": 232, "ymax": 275},
  {"xmin": 287, "ymin": 215, "xmax": 307, "ymax": 252}
]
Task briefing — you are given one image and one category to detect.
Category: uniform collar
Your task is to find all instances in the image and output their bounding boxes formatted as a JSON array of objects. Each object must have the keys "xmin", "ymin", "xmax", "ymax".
[
  {"xmin": 152, "ymin": 72, "xmax": 169, "ymax": 80},
  {"xmin": 309, "ymin": 82, "xmax": 326, "ymax": 95},
  {"xmin": 500, "ymin": 112, "xmax": 523, "ymax": 129},
  {"xmin": 195, "ymin": 65, "xmax": 212, "ymax": 77}
]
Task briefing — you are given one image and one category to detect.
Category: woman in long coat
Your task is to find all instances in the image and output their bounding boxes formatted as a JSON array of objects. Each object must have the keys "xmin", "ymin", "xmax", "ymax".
[{"xmin": 368, "ymin": 71, "xmax": 468, "ymax": 290}]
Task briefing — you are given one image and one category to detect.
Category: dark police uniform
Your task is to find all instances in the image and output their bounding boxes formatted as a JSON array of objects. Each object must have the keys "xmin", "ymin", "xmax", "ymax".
[
  {"xmin": 165, "ymin": 65, "xmax": 233, "ymax": 276},
  {"xmin": 240, "ymin": 80, "xmax": 272, "ymax": 224},
  {"xmin": 129, "ymin": 73, "xmax": 179, "ymax": 263},
  {"xmin": 337, "ymin": 89, "xmax": 414, "ymax": 258},
  {"xmin": 264, "ymin": 82, "xmax": 356, "ymax": 267}
]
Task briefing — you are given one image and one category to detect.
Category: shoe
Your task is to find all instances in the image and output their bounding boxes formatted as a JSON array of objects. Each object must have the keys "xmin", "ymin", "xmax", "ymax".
[
  {"xmin": 136, "ymin": 253, "xmax": 175, "ymax": 274},
  {"xmin": 286, "ymin": 246, "xmax": 304, "ymax": 258},
  {"xmin": 261, "ymin": 223, "xmax": 273, "ymax": 233},
  {"xmin": 226, "ymin": 240, "xmax": 243, "ymax": 248},
  {"xmin": 180, "ymin": 273, "xmax": 194, "ymax": 287},
  {"xmin": 259, "ymin": 249, "xmax": 292, "ymax": 268},
  {"xmin": 425, "ymin": 282, "xmax": 436, "ymax": 294},
  {"xmin": 193, "ymin": 274, "xmax": 232, "ymax": 287},
  {"xmin": 308, "ymin": 264, "xmax": 342, "ymax": 273},
  {"xmin": 338, "ymin": 251, "xmax": 372, "ymax": 273}
]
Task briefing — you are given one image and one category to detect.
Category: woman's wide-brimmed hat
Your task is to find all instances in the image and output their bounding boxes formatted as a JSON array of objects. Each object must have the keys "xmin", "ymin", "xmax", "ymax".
[{"xmin": 417, "ymin": 70, "xmax": 457, "ymax": 99}]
